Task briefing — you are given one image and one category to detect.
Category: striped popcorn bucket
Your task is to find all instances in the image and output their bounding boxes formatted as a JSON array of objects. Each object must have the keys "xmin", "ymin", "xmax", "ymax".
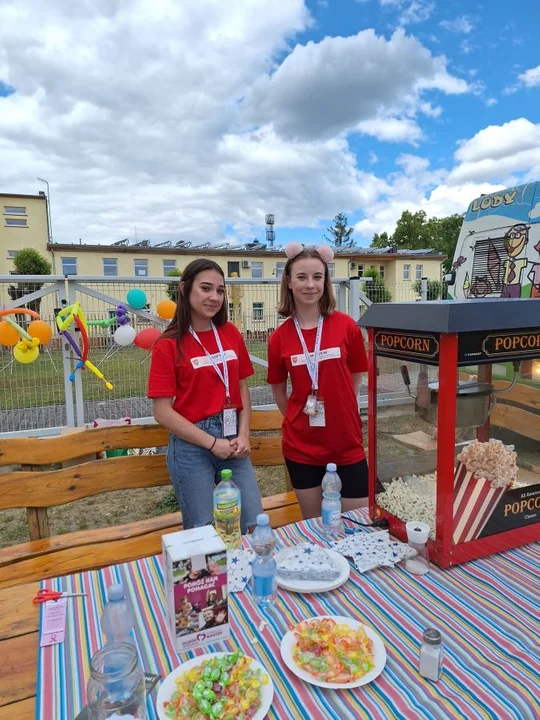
[{"xmin": 453, "ymin": 462, "xmax": 507, "ymax": 544}]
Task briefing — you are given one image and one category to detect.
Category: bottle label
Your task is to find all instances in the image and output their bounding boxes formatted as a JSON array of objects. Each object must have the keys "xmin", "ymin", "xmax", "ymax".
[
  {"xmin": 322, "ymin": 507, "xmax": 333, "ymax": 527},
  {"xmin": 330, "ymin": 509, "xmax": 341, "ymax": 525},
  {"xmin": 254, "ymin": 575, "xmax": 274, "ymax": 597}
]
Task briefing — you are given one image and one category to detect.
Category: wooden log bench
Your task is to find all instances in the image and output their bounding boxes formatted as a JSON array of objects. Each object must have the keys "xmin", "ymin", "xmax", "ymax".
[{"xmin": 0, "ymin": 410, "xmax": 301, "ymax": 589}]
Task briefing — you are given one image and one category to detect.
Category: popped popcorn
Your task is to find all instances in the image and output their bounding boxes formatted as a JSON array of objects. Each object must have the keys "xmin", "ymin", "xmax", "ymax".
[
  {"xmin": 377, "ymin": 474, "xmax": 436, "ymax": 540},
  {"xmin": 456, "ymin": 439, "xmax": 517, "ymax": 489}
]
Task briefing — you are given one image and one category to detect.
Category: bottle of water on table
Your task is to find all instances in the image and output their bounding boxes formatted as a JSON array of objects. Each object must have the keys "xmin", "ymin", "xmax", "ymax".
[
  {"xmin": 251, "ymin": 513, "xmax": 277, "ymax": 609},
  {"xmin": 214, "ymin": 468, "xmax": 242, "ymax": 550},
  {"xmin": 321, "ymin": 462, "xmax": 342, "ymax": 539},
  {"xmin": 101, "ymin": 583, "xmax": 135, "ymax": 646}
]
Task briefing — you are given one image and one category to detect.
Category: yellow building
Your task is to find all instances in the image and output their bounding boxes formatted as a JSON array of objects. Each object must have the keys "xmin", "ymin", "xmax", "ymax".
[{"xmin": 0, "ymin": 193, "xmax": 50, "ymax": 275}]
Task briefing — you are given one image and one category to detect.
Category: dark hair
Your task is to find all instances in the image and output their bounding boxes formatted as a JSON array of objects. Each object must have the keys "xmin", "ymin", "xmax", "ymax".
[
  {"xmin": 161, "ymin": 259, "xmax": 228, "ymax": 350},
  {"xmin": 277, "ymin": 247, "xmax": 336, "ymax": 317}
]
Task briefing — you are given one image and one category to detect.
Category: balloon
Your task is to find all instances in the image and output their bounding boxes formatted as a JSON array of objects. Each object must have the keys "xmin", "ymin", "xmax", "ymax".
[
  {"xmin": 126, "ymin": 288, "xmax": 147, "ymax": 309},
  {"xmin": 157, "ymin": 299, "xmax": 176, "ymax": 321},
  {"xmin": 0, "ymin": 320, "xmax": 19, "ymax": 346},
  {"xmin": 28, "ymin": 320, "xmax": 52, "ymax": 345},
  {"xmin": 134, "ymin": 327, "xmax": 161, "ymax": 350},
  {"xmin": 114, "ymin": 324, "xmax": 136, "ymax": 346},
  {"xmin": 13, "ymin": 341, "xmax": 40, "ymax": 364}
]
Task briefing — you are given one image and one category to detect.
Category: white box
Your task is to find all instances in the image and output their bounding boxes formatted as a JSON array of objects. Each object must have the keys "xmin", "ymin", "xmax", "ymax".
[{"xmin": 162, "ymin": 525, "xmax": 229, "ymax": 653}]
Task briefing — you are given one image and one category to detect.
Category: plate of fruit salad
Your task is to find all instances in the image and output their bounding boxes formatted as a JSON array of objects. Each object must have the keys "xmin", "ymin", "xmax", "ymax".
[
  {"xmin": 157, "ymin": 650, "xmax": 273, "ymax": 719},
  {"xmin": 280, "ymin": 616, "xmax": 386, "ymax": 689}
]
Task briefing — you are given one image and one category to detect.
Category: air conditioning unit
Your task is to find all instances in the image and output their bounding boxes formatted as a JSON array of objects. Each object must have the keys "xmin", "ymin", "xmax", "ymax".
[
  {"xmin": 242, "ymin": 260, "xmax": 251, "ymax": 268},
  {"xmin": 350, "ymin": 262, "xmax": 357, "ymax": 269}
]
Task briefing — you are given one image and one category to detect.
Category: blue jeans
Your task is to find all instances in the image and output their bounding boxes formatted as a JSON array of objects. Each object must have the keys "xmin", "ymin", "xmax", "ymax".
[{"xmin": 166, "ymin": 413, "xmax": 263, "ymax": 533}]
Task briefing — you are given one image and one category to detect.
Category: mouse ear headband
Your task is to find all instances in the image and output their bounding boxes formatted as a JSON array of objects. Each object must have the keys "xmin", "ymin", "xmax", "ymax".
[{"xmin": 284, "ymin": 242, "xmax": 334, "ymax": 263}]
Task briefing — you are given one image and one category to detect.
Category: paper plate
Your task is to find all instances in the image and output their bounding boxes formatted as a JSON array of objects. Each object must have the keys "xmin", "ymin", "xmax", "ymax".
[
  {"xmin": 280, "ymin": 615, "xmax": 386, "ymax": 689},
  {"xmin": 156, "ymin": 652, "xmax": 274, "ymax": 720},
  {"xmin": 276, "ymin": 546, "xmax": 350, "ymax": 593}
]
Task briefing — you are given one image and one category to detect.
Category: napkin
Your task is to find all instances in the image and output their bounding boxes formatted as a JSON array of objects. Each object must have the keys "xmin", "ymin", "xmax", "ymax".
[
  {"xmin": 277, "ymin": 543, "xmax": 341, "ymax": 581},
  {"xmin": 330, "ymin": 531, "xmax": 416, "ymax": 574},
  {"xmin": 227, "ymin": 549, "xmax": 254, "ymax": 592}
]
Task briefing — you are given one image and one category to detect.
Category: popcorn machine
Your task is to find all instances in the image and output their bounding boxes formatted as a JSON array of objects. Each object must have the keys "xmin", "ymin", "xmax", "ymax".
[{"xmin": 359, "ymin": 298, "xmax": 540, "ymax": 568}]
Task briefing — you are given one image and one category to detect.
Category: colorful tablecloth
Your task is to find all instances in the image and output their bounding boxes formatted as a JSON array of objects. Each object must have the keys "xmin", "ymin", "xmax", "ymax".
[{"xmin": 37, "ymin": 513, "xmax": 539, "ymax": 720}]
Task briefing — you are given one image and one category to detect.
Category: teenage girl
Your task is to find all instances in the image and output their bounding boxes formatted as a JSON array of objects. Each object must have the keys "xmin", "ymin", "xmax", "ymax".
[
  {"xmin": 267, "ymin": 243, "xmax": 368, "ymax": 519},
  {"xmin": 148, "ymin": 259, "xmax": 263, "ymax": 531}
]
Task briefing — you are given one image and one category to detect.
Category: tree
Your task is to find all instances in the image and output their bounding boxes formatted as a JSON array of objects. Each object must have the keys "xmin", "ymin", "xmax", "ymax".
[
  {"xmin": 371, "ymin": 231, "xmax": 391, "ymax": 248},
  {"xmin": 425, "ymin": 214, "xmax": 463, "ymax": 273},
  {"xmin": 325, "ymin": 213, "xmax": 354, "ymax": 247},
  {"xmin": 391, "ymin": 210, "xmax": 430, "ymax": 249},
  {"xmin": 363, "ymin": 267, "xmax": 392, "ymax": 303},
  {"xmin": 412, "ymin": 278, "xmax": 444, "ymax": 301},
  {"xmin": 165, "ymin": 268, "xmax": 182, "ymax": 302},
  {"xmin": 8, "ymin": 248, "xmax": 52, "ymax": 315}
]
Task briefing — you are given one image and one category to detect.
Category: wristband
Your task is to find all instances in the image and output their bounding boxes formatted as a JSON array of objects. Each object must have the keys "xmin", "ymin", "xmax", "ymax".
[{"xmin": 209, "ymin": 436, "xmax": 217, "ymax": 451}]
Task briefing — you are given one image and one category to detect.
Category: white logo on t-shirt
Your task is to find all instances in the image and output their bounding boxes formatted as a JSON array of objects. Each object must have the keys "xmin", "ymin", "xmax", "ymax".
[
  {"xmin": 190, "ymin": 349, "xmax": 237, "ymax": 369},
  {"xmin": 290, "ymin": 346, "xmax": 341, "ymax": 366}
]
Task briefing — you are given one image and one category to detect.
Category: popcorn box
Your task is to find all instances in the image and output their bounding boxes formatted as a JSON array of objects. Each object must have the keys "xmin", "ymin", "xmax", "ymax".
[
  {"xmin": 453, "ymin": 462, "xmax": 507, "ymax": 544},
  {"xmin": 162, "ymin": 525, "xmax": 229, "ymax": 653}
]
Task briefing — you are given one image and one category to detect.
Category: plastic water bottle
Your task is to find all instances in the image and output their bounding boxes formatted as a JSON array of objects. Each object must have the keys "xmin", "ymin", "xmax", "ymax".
[
  {"xmin": 321, "ymin": 463, "xmax": 342, "ymax": 538},
  {"xmin": 213, "ymin": 468, "xmax": 242, "ymax": 550},
  {"xmin": 251, "ymin": 513, "xmax": 277, "ymax": 609},
  {"xmin": 101, "ymin": 583, "xmax": 135, "ymax": 647}
]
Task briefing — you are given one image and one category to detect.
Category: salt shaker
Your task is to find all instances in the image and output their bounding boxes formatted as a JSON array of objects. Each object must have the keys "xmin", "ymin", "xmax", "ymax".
[
  {"xmin": 405, "ymin": 521, "xmax": 430, "ymax": 575},
  {"xmin": 419, "ymin": 628, "xmax": 443, "ymax": 682}
]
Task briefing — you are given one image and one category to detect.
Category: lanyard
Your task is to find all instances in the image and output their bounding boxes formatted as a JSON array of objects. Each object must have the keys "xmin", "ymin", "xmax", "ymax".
[
  {"xmin": 293, "ymin": 315, "xmax": 324, "ymax": 393},
  {"xmin": 189, "ymin": 322, "xmax": 230, "ymax": 400}
]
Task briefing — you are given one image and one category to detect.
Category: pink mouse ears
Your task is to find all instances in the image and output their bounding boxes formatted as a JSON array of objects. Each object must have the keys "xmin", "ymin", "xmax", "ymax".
[{"xmin": 284, "ymin": 242, "xmax": 335, "ymax": 263}]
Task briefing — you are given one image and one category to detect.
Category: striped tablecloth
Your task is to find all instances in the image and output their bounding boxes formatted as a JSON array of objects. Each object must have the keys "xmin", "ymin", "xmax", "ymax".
[{"xmin": 37, "ymin": 513, "xmax": 539, "ymax": 720}]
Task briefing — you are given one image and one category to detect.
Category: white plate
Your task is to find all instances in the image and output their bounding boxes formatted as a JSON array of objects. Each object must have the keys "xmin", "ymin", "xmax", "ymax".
[
  {"xmin": 276, "ymin": 546, "xmax": 350, "ymax": 593},
  {"xmin": 156, "ymin": 652, "xmax": 274, "ymax": 720},
  {"xmin": 280, "ymin": 615, "xmax": 386, "ymax": 689}
]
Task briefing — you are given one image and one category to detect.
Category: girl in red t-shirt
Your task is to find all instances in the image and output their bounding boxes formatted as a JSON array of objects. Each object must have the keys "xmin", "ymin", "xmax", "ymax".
[
  {"xmin": 267, "ymin": 243, "xmax": 368, "ymax": 520},
  {"xmin": 148, "ymin": 259, "xmax": 263, "ymax": 531}
]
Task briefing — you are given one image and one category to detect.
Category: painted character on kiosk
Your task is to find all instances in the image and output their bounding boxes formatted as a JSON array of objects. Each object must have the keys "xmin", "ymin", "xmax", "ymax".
[
  {"xmin": 502, "ymin": 224, "xmax": 529, "ymax": 298},
  {"xmin": 527, "ymin": 239, "xmax": 540, "ymax": 298}
]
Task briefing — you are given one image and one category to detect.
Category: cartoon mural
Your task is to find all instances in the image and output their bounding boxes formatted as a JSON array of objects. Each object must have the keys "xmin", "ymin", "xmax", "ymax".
[{"xmin": 449, "ymin": 182, "xmax": 540, "ymax": 300}]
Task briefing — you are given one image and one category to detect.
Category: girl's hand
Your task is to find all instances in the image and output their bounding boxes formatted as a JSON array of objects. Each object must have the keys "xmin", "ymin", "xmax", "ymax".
[
  {"xmin": 211, "ymin": 438, "xmax": 234, "ymax": 459},
  {"xmin": 232, "ymin": 433, "xmax": 251, "ymax": 459}
]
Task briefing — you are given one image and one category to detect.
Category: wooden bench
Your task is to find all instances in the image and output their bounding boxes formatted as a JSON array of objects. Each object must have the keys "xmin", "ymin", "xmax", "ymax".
[{"xmin": 0, "ymin": 410, "xmax": 301, "ymax": 589}]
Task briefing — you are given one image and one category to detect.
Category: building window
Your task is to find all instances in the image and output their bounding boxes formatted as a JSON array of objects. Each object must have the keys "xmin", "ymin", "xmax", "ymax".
[
  {"xmin": 228, "ymin": 302, "xmax": 235, "ymax": 319},
  {"xmin": 61, "ymin": 257, "xmax": 77, "ymax": 275},
  {"xmin": 228, "ymin": 261, "xmax": 240, "ymax": 277},
  {"xmin": 3, "ymin": 206, "xmax": 26, "ymax": 215},
  {"xmin": 379, "ymin": 265, "xmax": 385, "ymax": 278},
  {"xmin": 163, "ymin": 259, "xmax": 176, "ymax": 275},
  {"xmin": 276, "ymin": 261, "xmax": 285, "ymax": 279},
  {"xmin": 416, "ymin": 264, "xmax": 423, "ymax": 280},
  {"xmin": 5, "ymin": 218, "xmax": 27, "ymax": 227},
  {"xmin": 251, "ymin": 261, "xmax": 263, "ymax": 278},
  {"xmin": 134, "ymin": 259, "xmax": 148, "ymax": 277},
  {"xmin": 7, "ymin": 250, "xmax": 18, "ymax": 259},
  {"xmin": 327, "ymin": 262, "xmax": 335, "ymax": 278},
  {"xmin": 403, "ymin": 264, "xmax": 411, "ymax": 280},
  {"xmin": 103, "ymin": 258, "xmax": 118, "ymax": 277},
  {"xmin": 357, "ymin": 264, "xmax": 364, "ymax": 276},
  {"xmin": 253, "ymin": 302, "xmax": 264, "ymax": 321}
]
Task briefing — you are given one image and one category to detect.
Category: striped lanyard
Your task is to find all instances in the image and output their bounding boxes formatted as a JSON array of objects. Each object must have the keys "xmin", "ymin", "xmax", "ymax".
[
  {"xmin": 189, "ymin": 322, "xmax": 230, "ymax": 401},
  {"xmin": 293, "ymin": 315, "xmax": 324, "ymax": 394}
]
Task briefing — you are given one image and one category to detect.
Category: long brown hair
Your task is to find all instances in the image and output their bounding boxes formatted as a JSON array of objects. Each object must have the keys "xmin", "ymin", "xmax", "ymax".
[
  {"xmin": 277, "ymin": 247, "xmax": 336, "ymax": 317},
  {"xmin": 160, "ymin": 259, "xmax": 228, "ymax": 350}
]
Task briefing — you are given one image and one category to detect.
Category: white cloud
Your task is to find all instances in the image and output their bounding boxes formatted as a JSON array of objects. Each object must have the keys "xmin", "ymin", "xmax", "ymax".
[
  {"xmin": 357, "ymin": 117, "xmax": 423, "ymax": 144},
  {"xmin": 530, "ymin": 202, "xmax": 540, "ymax": 220},
  {"xmin": 369, "ymin": 151, "xmax": 379, "ymax": 164},
  {"xmin": 440, "ymin": 16, "xmax": 474, "ymax": 34},
  {"xmin": 517, "ymin": 65, "xmax": 540, "ymax": 88},
  {"xmin": 245, "ymin": 29, "xmax": 469, "ymax": 141}
]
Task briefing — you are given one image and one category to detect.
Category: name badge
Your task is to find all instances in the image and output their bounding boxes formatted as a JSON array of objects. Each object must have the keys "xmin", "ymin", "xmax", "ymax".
[
  {"xmin": 222, "ymin": 406, "xmax": 238, "ymax": 439},
  {"xmin": 308, "ymin": 399, "xmax": 326, "ymax": 427}
]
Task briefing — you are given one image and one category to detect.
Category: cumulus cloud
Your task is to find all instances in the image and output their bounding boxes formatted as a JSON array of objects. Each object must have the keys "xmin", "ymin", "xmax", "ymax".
[{"xmin": 517, "ymin": 65, "xmax": 540, "ymax": 88}]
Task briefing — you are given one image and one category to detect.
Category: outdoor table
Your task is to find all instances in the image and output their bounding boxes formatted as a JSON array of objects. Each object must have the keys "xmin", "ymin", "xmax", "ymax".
[{"xmin": 0, "ymin": 511, "xmax": 538, "ymax": 719}]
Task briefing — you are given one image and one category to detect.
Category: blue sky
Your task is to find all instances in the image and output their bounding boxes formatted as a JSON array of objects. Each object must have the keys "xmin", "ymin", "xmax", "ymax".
[{"xmin": 0, "ymin": 0, "xmax": 539, "ymax": 246}]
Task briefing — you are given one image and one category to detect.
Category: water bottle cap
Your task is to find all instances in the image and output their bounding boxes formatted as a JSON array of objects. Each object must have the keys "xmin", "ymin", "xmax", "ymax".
[
  {"xmin": 326, "ymin": 463, "xmax": 337, "ymax": 472},
  {"xmin": 221, "ymin": 469, "xmax": 233, "ymax": 480},
  {"xmin": 256, "ymin": 513, "xmax": 269, "ymax": 526},
  {"xmin": 107, "ymin": 583, "xmax": 126, "ymax": 602}
]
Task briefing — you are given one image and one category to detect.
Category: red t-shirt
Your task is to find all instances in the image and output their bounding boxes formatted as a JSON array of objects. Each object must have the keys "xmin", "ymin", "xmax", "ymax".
[
  {"xmin": 267, "ymin": 311, "xmax": 368, "ymax": 466},
  {"xmin": 148, "ymin": 322, "xmax": 254, "ymax": 423}
]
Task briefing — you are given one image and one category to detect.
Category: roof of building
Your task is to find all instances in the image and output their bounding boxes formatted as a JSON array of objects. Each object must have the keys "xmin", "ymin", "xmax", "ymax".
[{"xmin": 0, "ymin": 193, "xmax": 47, "ymax": 200}]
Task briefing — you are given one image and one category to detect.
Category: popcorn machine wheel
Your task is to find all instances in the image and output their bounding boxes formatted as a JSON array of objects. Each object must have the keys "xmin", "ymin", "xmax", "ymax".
[{"xmin": 359, "ymin": 298, "xmax": 540, "ymax": 568}]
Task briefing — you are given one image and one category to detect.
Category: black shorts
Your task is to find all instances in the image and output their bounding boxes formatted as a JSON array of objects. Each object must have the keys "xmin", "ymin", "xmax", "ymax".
[{"xmin": 285, "ymin": 458, "xmax": 369, "ymax": 498}]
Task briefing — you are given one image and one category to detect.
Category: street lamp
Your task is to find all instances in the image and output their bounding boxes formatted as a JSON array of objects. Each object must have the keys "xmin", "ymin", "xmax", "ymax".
[{"xmin": 36, "ymin": 177, "xmax": 53, "ymax": 245}]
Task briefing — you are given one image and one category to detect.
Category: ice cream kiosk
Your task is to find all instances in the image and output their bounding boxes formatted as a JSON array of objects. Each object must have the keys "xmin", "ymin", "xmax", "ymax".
[{"xmin": 359, "ymin": 298, "xmax": 540, "ymax": 568}]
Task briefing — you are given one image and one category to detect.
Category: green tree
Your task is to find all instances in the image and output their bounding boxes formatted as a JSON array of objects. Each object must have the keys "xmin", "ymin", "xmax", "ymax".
[
  {"xmin": 166, "ymin": 268, "xmax": 182, "ymax": 301},
  {"xmin": 391, "ymin": 210, "xmax": 430, "ymax": 249},
  {"xmin": 412, "ymin": 278, "xmax": 444, "ymax": 300},
  {"xmin": 363, "ymin": 267, "xmax": 392, "ymax": 303},
  {"xmin": 8, "ymin": 248, "xmax": 52, "ymax": 315},
  {"xmin": 371, "ymin": 231, "xmax": 391, "ymax": 248},
  {"xmin": 425, "ymin": 214, "xmax": 463, "ymax": 273},
  {"xmin": 325, "ymin": 213, "xmax": 354, "ymax": 247}
]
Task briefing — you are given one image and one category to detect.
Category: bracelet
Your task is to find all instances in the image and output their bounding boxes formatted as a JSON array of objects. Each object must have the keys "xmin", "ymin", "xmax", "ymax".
[{"xmin": 209, "ymin": 436, "xmax": 217, "ymax": 451}]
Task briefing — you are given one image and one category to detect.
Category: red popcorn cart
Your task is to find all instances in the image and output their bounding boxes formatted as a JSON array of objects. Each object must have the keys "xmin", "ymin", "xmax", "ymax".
[{"xmin": 359, "ymin": 298, "xmax": 540, "ymax": 568}]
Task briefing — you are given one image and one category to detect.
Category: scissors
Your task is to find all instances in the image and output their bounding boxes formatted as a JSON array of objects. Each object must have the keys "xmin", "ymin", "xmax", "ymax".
[{"xmin": 33, "ymin": 589, "xmax": 87, "ymax": 604}]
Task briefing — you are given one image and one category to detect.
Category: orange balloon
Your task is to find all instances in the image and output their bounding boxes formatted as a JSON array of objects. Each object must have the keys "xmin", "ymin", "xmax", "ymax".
[
  {"xmin": 157, "ymin": 299, "xmax": 176, "ymax": 321},
  {"xmin": 0, "ymin": 320, "xmax": 19, "ymax": 346},
  {"xmin": 28, "ymin": 320, "xmax": 53, "ymax": 344}
]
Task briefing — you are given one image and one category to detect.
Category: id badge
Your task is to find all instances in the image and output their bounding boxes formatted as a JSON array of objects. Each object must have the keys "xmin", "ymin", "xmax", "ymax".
[
  {"xmin": 222, "ymin": 406, "xmax": 238, "ymax": 438},
  {"xmin": 308, "ymin": 399, "xmax": 326, "ymax": 427},
  {"xmin": 303, "ymin": 394, "xmax": 318, "ymax": 416}
]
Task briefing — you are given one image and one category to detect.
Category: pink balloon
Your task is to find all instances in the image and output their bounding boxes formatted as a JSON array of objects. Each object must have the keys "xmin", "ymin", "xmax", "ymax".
[{"xmin": 134, "ymin": 327, "xmax": 162, "ymax": 350}]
